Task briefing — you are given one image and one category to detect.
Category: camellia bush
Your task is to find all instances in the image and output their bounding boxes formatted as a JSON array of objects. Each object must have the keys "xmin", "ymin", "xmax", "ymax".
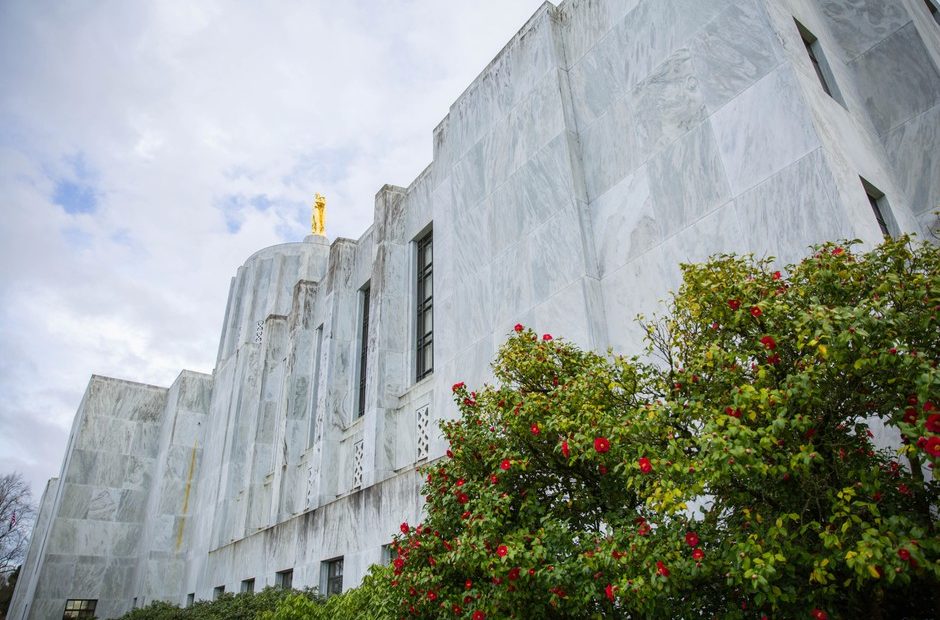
[{"xmin": 356, "ymin": 237, "xmax": 938, "ymax": 619}]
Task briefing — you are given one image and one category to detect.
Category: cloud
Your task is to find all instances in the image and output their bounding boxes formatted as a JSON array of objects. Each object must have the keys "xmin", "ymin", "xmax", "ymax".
[{"xmin": 0, "ymin": 0, "xmax": 547, "ymax": 501}]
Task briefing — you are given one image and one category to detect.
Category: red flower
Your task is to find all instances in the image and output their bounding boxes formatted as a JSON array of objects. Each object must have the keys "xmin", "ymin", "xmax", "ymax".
[
  {"xmin": 923, "ymin": 436, "xmax": 940, "ymax": 457},
  {"xmin": 898, "ymin": 548, "xmax": 911, "ymax": 561},
  {"xmin": 473, "ymin": 612, "xmax": 485, "ymax": 620},
  {"xmin": 456, "ymin": 492, "xmax": 469, "ymax": 504},
  {"xmin": 812, "ymin": 609, "xmax": 828, "ymax": 620},
  {"xmin": 508, "ymin": 567, "xmax": 520, "ymax": 581},
  {"xmin": 685, "ymin": 531, "xmax": 699, "ymax": 547},
  {"xmin": 489, "ymin": 474, "xmax": 498, "ymax": 484},
  {"xmin": 514, "ymin": 323, "xmax": 524, "ymax": 332},
  {"xmin": 726, "ymin": 406, "xmax": 741, "ymax": 418},
  {"xmin": 605, "ymin": 583, "xmax": 615, "ymax": 602},
  {"xmin": 728, "ymin": 299, "xmax": 741, "ymax": 310},
  {"xmin": 561, "ymin": 440, "xmax": 570, "ymax": 458},
  {"xmin": 767, "ymin": 354, "xmax": 780, "ymax": 365},
  {"xmin": 637, "ymin": 522, "xmax": 651, "ymax": 536},
  {"xmin": 598, "ymin": 465, "xmax": 607, "ymax": 475},
  {"xmin": 692, "ymin": 547, "xmax": 705, "ymax": 561},
  {"xmin": 750, "ymin": 306, "xmax": 762, "ymax": 318},
  {"xmin": 452, "ymin": 382, "xmax": 465, "ymax": 392},
  {"xmin": 772, "ymin": 271, "xmax": 782, "ymax": 280},
  {"xmin": 903, "ymin": 407, "xmax": 919, "ymax": 424},
  {"xmin": 530, "ymin": 423, "xmax": 540, "ymax": 435},
  {"xmin": 656, "ymin": 561, "xmax": 670, "ymax": 577},
  {"xmin": 446, "ymin": 449, "xmax": 454, "ymax": 458},
  {"xmin": 594, "ymin": 437, "xmax": 610, "ymax": 453},
  {"xmin": 496, "ymin": 544, "xmax": 508, "ymax": 557},
  {"xmin": 926, "ymin": 401, "xmax": 936, "ymax": 412},
  {"xmin": 400, "ymin": 522, "xmax": 410, "ymax": 534},
  {"xmin": 542, "ymin": 334, "xmax": 553, "ymax": 341},
  {"xmin": 711, "ymin": 322, "xmax": 720, "ymax": 330},
  {"xmin": 832, "ymin": 247, "xmax": 844, "ymax": 256},
  {"xmin": 456, "ymin": 478, "xmax": 465, "ymax": 487},
  {"xmin": 760, "ymin": 335, "xmax": 777, "ymax": 350},
  {"xmin": 427, "ymin": 591, "xmax": 437, "ymax": 602},
  {"xmin": 500, "ymin": 459, "xmax": 511, "ymax": 470},
  {"xmin": 393, "ymin": 557, "xmax": 404, "ymax": 571},
  {"xmin": 926, "ymin": 414, "xmax": 940, "ymax": 434},
  {"xmin": 638, "ymin": 457, "xmax": 653, "ymax": 474}
]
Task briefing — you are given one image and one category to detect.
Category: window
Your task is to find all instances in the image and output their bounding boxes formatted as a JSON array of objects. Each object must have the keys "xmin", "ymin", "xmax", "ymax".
[
  {"xmin": 383, "ymin": 543, "xmax": 399, "ymax": 565},
  {"xmin": 861, "ymin": 177, "xmax": 897, "ymax": 238},
  {"xmin": 324, "ymin": 557, "xmax": 344, "ymax": 597},
  {"xmin": 241, "ymin": 578, "xmax": 255, "ymax": 594},
  {"xmin": 132, "ymin": 598, "xmax": 138, "ymax": 609},
  {"xmin": 357, "ymin": 284, "xmax": 371, "ymax": 417},
  {"xmin": 186, "ymin": 593, "xmax": 195, "ymax": 607},
  {"xmin": 213, "ymin": 586, "xmax": 225, "ymax": 600},
  {"xmin": 795, "ymin": 19, "xmax": 841, "ymax": 103},
  {"xmin": 307, "ymin": 325, "xmax": 323, "ymax": 449},
  {"xmin": 63, "ymin": 599, "xmax": 97, "ymax": 619},
  {"xmin": 415, "ymin": 230, "xmax": 433, "ymax": 381},
  {"xmin": 275, "ymin": 568, "xmax": 293, "ymax": 589},
  {"xmin": 926, "ymin": 0, "xmax": 940, "ymax": 26}
]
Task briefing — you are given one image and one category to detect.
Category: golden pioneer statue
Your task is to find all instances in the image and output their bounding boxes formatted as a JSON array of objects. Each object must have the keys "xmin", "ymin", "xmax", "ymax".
[{"xmin": 312, "ymin": 193, "xmax": 326, "ymax": 236}]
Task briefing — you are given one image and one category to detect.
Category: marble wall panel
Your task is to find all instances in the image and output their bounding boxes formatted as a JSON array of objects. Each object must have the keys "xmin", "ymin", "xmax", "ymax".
[
  {"xmin": 731, "ymin": 149, "xmax": 853, "ymax": 265},
  {"xmin": 849, "ymin": 22, "xmax": 940, "ymax": 136},
  {"xmin": 817, "ymin": 0, "xmax": 911, "ymax": 60},
  {"xmin": 882, "ymin": 102, "xmax": 940, "ymax": 219},
  {"xmin": 712, "ymin": 66, "xmax": 820, "ymax": 195},
  {"xmin": 660, "ymin": 201, "xmax": 748, "ymax": 268},
  {"xmin": 558, "ymin": 0, "xmax": 640, "ymax": 67},
  {"xmin": 529, "ymin": 212, "xmax": 586, "ymax": 305},
  {"xmin": 531, "ymin": 278, "xmax": 594, "ymax": 350},
  {"xmin": 591, "ymin": 164, "xmax": 660, "ymax": 278},
  {"xmin": 490, "ymin": 240, "xmax": 533, "ymax": 331},
  {"xmin": 58, "ymin": 484, "xmax": 92, "ymax": 520},
  {"xmin": 579, "ymin": 88, "xmax": 640, "ymax": 200},
  {"xmin": 647, "ymin": 120, "xmax": 732, "ymax": 240},
  {"xmin": 690, "ymin": 0, "xmax": 782, "ymax": 113}
]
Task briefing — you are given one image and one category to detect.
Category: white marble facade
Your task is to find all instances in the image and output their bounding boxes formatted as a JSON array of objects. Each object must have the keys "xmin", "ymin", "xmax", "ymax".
[{"xmin": 10, "ymin": 0, "xmax": 940, "ymax": 617}]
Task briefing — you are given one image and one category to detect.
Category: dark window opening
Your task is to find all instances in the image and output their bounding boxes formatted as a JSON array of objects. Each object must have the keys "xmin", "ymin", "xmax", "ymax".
[
  {"xmin": 861, "ymin": 178, "xmax": 897, "ymax": 238},
  {"xmin": 213, "ymin": 586, "xmax": 225, "ymax": 600},
  {"xmin": 63, "ymin": 599, "xmax": 97, "ymax": 620},
  {"xmin": 926, "ymin": 0, "xmax": 940, "ymax": 25},
  {"xmin": 241, "ymin": 578, "xmax": 255, "ymax": 594},
  {"xmin": 795, "ymin": 19, "xmax": 839, "ymax": 101},
  {"xmin": 326, "ymin": 558, "xmax": 344, "ymax": 597},
  {"xmin": 416, "ymin": 230, "xmax": 433, "ymax": 381},
  {"xmin": 186, "ymin": 593, "xmax": 195, "ymax": 607},
  {"xmin": 358, "ymin": 284, "xmax": 371, "ymax": 417},
  {"xmin": 276, "ymin": 569, "xmax": 293, "ymax": 589}
]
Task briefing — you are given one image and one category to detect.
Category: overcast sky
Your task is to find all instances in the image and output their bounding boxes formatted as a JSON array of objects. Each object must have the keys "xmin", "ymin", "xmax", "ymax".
[{"xmin": 0, "ymin": 0, "xmax": 547, "ymax": 504}]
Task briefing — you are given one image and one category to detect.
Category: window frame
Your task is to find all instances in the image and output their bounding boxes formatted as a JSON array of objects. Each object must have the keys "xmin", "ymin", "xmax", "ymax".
[
  {"xmin": 240, "ymin": 578, "xmax": 255, "ymax": 594},
  {"xmin": 357, "ymin": 283, "xmax": 371, "ymax": 418},
  {"xmin": 415, "ymin": 229, "xmax": 434, "ymax": 382},
  {"xmin": 275, "ymin": 568, "xmax": 294, "ymax": 589},
  {"xmin": 860, "ymin": 177, "xmax": 898, "ymax": 238},
  {"xmin": 324, "ymin": 557, "xmax": 344, "ymax": 597},
  {"xmin": 213, "ymin": 585, "xmax": 225, "ymax": 600},
  {"xmin": 63, "ymin": 599, "xmax": 97, "ymax": 620},
  {"xmin": 794, "ymin": 18, "xmax": 844, "ymax": 105}
]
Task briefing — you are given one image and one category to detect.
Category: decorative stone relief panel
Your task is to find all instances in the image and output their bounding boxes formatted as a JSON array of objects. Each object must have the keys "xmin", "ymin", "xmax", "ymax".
[
  {"xmin": 416, "ymin": 405, "xmax": 429, "ymax": 460},
  {"xmin": 254, "ymin": 321, "xmax": 264, "ymax": 344},
  {"xmin": 352, "ymin": 440, "xmax": 364, "ymax": 489}
]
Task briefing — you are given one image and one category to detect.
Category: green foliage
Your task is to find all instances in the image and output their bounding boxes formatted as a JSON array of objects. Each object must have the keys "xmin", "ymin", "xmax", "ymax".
[
  {"xmin": 115, "ymin": 587, "xmax": 316, "ymax": 620},
  {"xmin": 359, "ymin": 237, "xmax": 939, "ymax": 619}
]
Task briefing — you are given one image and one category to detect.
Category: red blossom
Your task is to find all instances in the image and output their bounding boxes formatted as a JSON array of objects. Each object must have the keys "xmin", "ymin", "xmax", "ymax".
[
  {"xmin": 496, "ymin": 544, "xmax": 508, "ymax": 558},
  {"xmin": 767, "ymin": 354, "xmax": 781, "ymax": 366},
  {"xmin": 400, "ymin": 522, "xmax": 410, "ymax": 534},
  {"xmin": 452, "ymin": 382, "xmax": 465, "ymax": 392},
  {"xmin": 927, "ymin": 414, "xmax": 940, "ymax": 434},
  {"xmin": 750, "ymin": 306, "xmax": 762, "ymax": 318},
  {"xmin": 656, "ymin": 561, "xmax": 670, "ymax": 577},
  {"xmin": 561, "ymin": 440, "xmax": 570, "ymax": 458},
  {"xmin": 446, "ymin": 450, "xmax": 454, "ymax": 458},
  {"xmin": 729, "ymin": 299, "xmax": 741, "ymax": 310},
  {"xmin": 637, "ymin": 522, "xmax": 651, "ymax": 536},
  {"xmin": 542, "ymin": 334, "xmax": 553, "ymax": 341},
  {"xmin": 427, "ymin": 591, "xmax": 437, "ymax": 602},
  {"xmin": 898, "ymin": 548, "xmax": 911, "ymax": 561},
  {"xmin": 514, "ymin": 323, "xmax": 524, "ymax": 332},
  {"xmin": 832, "ymin": 247, "xmax": 844, "ymax": 256},
  {"xmin": 638, "ymin": 457, "xmax": 653, "ymax": 474},
  {"xmin": 926, "ymin": 401, "xmax": 937, "ymax": 412},
  {"xmin": 711, "ymin": 322, "xmax": 720, "ymax": 330},
  {"xmin": 605, "ymin": 583, "xmax": 615, "ymax": 602},
  {"xmin": 594, "ymin": 437, "xmax": 610, "ymax": 453},
  {"xmin": 812, "ymin": 609, "xmax": 828, "ymax": 620},
  {"xmin": 508, "ymin": 567, "xmax": 520, "ymax": 581},
  {"xmin": 490, "ymin": 474, "xmax": 498, "ymax": 484},
  {"xmin": 465, "ymin": 579, "xmax": 473, "ymax": 589},
  {"xmin": 726, "ymin": 407, "xmax": 741, "ymax": 418},
  {"xmin": 760, "ymin": 335, "xmax": 777, "ymax": 350},
  {"xmin": 473, "ymin": 612, "xmax": 485, "ymax": 620},
  {"xmin": 685, "ymin": 531, "xmax": 699, "ymax": 547},
  {"xmin": 903, "ymin": 407, "xmax": 919, "ymax": 424},
  {"xmin": 692, "ymin": 548, "xmax": 705, "ymax": 561},
  {"xmin": 500, "ymin": 459, "xmax": 511, "ymax": 470},
  {"xmin": 923, "ymin": 436, "xmax": 940, "ymax": 457},
  {"xmin": 393, "ymin": 557, "xmax": 404, "ymax": 572},
  {"xmin": 456, "ymin": 479, "xmax": 465, "ymax": 486},
  {"xmin": 772, "ymin": 271, "xmax": 782, "ymax": 280},
  {"xmin": 530, "ymin": 423, "xmax": 541, "ymax": 435},
  {"xmin": 456, "ymin": 492, "xmax": 469, "ymax": 504}
]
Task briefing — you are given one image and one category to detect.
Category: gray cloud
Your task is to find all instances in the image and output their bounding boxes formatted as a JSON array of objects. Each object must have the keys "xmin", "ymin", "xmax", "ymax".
[{"xmin": 0, "ymin": 0, "xmax": 546, "ymax": 500}]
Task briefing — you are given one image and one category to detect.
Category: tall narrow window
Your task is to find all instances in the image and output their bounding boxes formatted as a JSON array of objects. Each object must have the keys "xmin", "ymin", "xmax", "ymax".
[
  {"xmin": 240, "ymin": 578, "xmax": 255, "ymax": 593},
  {"xmin": 357, "ymin": 284, "xmax": 371, "ymax": 417},
  {"xmin": 63, "ymin": 599, "xmax": 97, "ymax": 619},
  {"xmin": 926, "ymin": 0, "xmax": 940, "ymax": 26},
  {"xmin": 795, "ymin": 19, "xmax": 841, "ymax": 103},
  {"xmin": 861, "ymin": 178, "xmax": 897, "ymax": 238},
  {"xmin": 186, "ymin": 594, "xmax": 195, "ymax": 608},
  {"xmin": 324, "ymin": 557, "xmax": 344, "ymax": 597},
  {"xmin": 307, "ymin": 325, "xmax": 323, "ymax": 449},
  {"xmin": 416, "ymin": 230, "xmax": 433, "ymax": 381},
  {"xmin": 213, "ymin": 586, "xmax": 225, "ymax": 600}
]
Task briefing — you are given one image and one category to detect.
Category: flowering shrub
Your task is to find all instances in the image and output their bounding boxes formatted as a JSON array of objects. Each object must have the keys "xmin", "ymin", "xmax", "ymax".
[{"xmin": 360, "ymin": 238, "xmax": 939, "ymax": 618}]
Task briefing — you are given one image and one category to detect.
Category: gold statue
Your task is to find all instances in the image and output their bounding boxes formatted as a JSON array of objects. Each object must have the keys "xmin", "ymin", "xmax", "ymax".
[{"xmin": 312, "ymin": 193, "xmax": 326, "ymax": 236}]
